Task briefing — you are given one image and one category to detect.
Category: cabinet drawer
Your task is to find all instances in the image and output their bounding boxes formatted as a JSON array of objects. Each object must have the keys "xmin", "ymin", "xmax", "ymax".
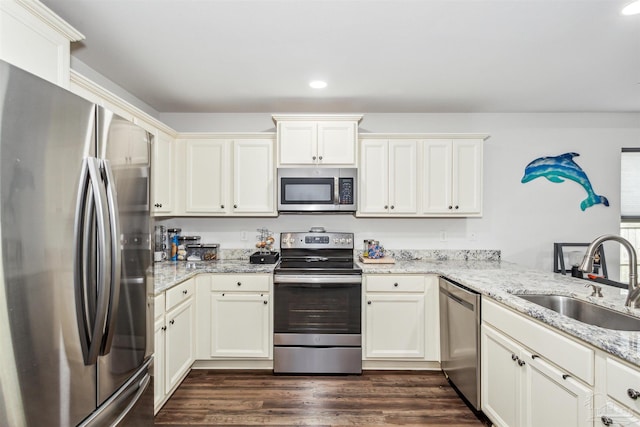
[
  {"xmin": 366, "ymin": 275, "xmax": 425, "ymax": 292},
  {"xmin": 607, "ymin": 357, "xmax": 640, "ymax": 414},
  {"xmin": 483, "ymin": 299, "xmax": 594, "ymax": 385},
  {"xmin": 165, "ymin": 279, "xmax": 195, "ymax": 311},
  {"xmin": 154, "ymin": 293, "xmax": 165, "ymax": 320},
  {"xmin": 211, "ymin": 274, "xmax": 270, "ymax": 292}
]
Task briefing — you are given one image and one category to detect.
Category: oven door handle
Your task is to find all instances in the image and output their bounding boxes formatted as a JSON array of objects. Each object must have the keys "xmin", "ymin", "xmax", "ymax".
[{"xmin": 274, "ymin": 275, "xmax": 362, "ymax": 285}]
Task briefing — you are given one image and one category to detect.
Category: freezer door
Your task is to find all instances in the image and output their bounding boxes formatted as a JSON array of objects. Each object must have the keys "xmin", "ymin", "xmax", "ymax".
[
  {"xmin": 95, "ymin": 108, "xmax": 152, "ymax": 406},
  {"xmin": 0, "ymin": 60, "xmax": 97, "ymax": 426}
]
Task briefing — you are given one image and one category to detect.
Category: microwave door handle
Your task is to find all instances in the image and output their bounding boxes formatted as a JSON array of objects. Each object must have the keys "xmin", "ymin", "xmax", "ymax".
[{"xmin": 334, "ymin": 177, "xmax": 340, "ymax": 204}]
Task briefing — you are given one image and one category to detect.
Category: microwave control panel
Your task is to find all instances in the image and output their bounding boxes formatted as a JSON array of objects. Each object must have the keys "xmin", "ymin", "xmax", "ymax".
[{"xmin": 338, "ymin": 178, "xmax": 354, "ymax": 204}]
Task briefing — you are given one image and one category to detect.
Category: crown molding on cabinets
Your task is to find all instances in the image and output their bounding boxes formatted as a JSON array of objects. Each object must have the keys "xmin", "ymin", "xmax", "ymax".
[
  {"xmin": 176, "ymin": 132, "xmax": 276, "ymax": 140},
  {"xmin": 7, "ymin": 0, "xmax": 85, "ymax": 41},
  {"xmin": 272, "ymin": 114, "xmax": 363, "ymax": 124},
  {"xmin": 69, "ymin": 69, "xmax": 178, "ymax": 137}
]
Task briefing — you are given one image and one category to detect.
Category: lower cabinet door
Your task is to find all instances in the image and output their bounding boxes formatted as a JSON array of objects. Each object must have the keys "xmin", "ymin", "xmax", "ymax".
[
  {"xmin": 153, "ymin": 317, "xmax": 166, "ymax": 413},
  {"xmin": 481, "ymin": 325, "xmax": 523, "ymax": 427},
  {"xmin": 164, "ymin": 299, "xmax": 194, "ymax": 393},
  {"xmin": 210, "ymin": 292, "xmax": 270, "ymax": 358},
  {"xmin": 364, "ymin": 293, "xmax": 425, "ymax": 358},
  {"xmin": 525, "ymin": 353, "xmax": 592, "ymax": 427}
]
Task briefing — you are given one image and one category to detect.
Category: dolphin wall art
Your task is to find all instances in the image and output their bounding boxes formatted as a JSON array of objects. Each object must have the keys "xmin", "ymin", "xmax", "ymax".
[{"xmin": 521, "ymin": 152, "xmax": 609, "ymax": 211}]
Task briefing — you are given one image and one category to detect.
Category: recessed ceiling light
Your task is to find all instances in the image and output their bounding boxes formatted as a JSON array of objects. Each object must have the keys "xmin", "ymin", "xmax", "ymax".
[
  {"xmin": 622, "ymin": 0, "xmax": 640, "ymax": 15},
  {"xmin": 309, "ymin": 80, "xmax": 327, "ymax": 89}
]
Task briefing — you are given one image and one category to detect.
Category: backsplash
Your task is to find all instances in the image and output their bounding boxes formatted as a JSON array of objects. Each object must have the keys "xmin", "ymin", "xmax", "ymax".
[{"xmin": 217, "ymin": 248, "xmax": 501, "ymax": 261}]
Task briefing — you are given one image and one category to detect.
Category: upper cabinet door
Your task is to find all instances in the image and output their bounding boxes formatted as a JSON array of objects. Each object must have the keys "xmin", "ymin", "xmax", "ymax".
[
  {"xmin": 278, "ymin": 121, "xmax": 316, "ymax": 165},
  {"xmin": 185, "ymin": 139, "xmax": 228, "ymax": 213},
  {"xmin": 388, "ymin": 139, "xmax": 418, "ymax": 214},
  {"xmin": 317, "ymin": 121, "xmax": 357, "ymax": 165},
  {"xmin": 453, "ymin": 140, "xmax": 483, "ymax": 215},
  {"xmin": 422, "ymin": 139, "xmax": 453, "ymax": 213},
  {"xmin": 359, "ymin": 139, "xmax": 390, "ymax": 214},
  {"xmin": 233, "ymin": 139, "xmax": 275, "ymax": 214},
  {"xmin": 152, "ymin": 131, "xmax": 174, "ymax": 214}
]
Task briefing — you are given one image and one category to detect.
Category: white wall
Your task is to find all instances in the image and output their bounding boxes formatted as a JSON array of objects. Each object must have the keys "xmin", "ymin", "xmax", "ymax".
[{"xmin": 159, "ymin": 112, "xmax": 640, "ymax": 279}]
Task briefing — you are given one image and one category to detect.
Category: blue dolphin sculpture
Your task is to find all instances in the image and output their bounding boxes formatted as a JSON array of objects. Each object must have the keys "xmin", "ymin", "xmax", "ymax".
[{"xmin": 521, "ymin": 152, "xmax": 609, "ymax": 211}]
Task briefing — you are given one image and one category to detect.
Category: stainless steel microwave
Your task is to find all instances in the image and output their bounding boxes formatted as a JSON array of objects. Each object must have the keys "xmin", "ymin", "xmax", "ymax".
[{"xmin": 277, "ymin": 168, "xmax": 357, "ymax": 213}]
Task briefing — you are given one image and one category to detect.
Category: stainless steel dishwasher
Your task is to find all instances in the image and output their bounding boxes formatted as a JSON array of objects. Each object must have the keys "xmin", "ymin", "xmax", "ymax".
[{"xmin": 439, "ymin": 276, "xmax": 481, "ymax": 410}]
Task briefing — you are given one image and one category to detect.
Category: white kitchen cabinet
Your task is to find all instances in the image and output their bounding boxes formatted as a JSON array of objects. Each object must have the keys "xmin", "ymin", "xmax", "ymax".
[
  {"xmin": 364, "ymin": 275, "xmax": 434, "ymax": 360},
  {"xmin": 154, "ymin": 278, "xmax": 195, "ymax": 414},
  {"xmin": 359, "ymin": 139, "xmax": 417, "ymax": 215},
  {"xmin": 195, "ymin": 274, "xmax": 272, "ymax": 359},
  {"xmin": 422, "ymin": 139, "xmax": 483, "ymax": 216},
  {"xmin": 481, "ymin": 324, "xmax": 592, "ymax": 427},
  {"xmin": 180, "ymin": 136, "xmax": 276, "ymax": 216},
  {"xmin": 0, "ymin": 0, "xmax": 83, "ymax": 88},
  {"xmin": 152, "ymin": 131, "xmax": 174, "ymax": 214},
  {"xmin": 273, "ymin": 115, "xmax": 361, "ymax": 166}
]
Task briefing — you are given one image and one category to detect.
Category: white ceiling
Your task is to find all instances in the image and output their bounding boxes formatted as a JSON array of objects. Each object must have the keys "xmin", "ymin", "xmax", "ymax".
[{"xmin": 41, "ymin": 0, "xmax": 640, "ymax": 114}]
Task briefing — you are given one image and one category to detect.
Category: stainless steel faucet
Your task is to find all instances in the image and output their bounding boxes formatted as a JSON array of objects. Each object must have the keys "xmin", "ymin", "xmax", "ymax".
[{"xmin": 579, "ymin": 234, "xmax": 639, "ymax": 307}]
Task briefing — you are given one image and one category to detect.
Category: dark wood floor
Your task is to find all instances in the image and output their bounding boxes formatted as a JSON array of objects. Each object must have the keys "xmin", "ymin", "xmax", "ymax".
[{"xmin": 155, "ymin": 370, "xmax": 489, "ymax": 426}]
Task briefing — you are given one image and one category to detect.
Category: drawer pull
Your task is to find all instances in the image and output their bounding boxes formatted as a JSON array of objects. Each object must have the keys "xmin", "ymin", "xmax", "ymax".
[
  {"xmin": 562, "ymin": 374, "xmax": 570, "ymax": 380},
  {"xmin": 531, "ymin": 354, "xmax": 539, "ymax": 359},
  {"xmin": 169, "ymin": 319, "xmax": 175, "ymax": 325},
  {"xmin": 517, "ymin": 359, "xmax": 526, "ymax": 367},
  {"xmin": 393, "ymin": 283, "xmax": 399, "ymax": 287},
  {"xmin": 161, "ymin": 326, "xmax": 166, "ymax": 331},
  {"xmin": 511, "ymin": 354, "xmax": 518, "ymax": 361},
  {"xmin": 237, "ymin": 282, "xmax": 242, "ymax": 286},
  {"xmin": 601, "ymin": 416, "xmax": 613, "ymax": 426},
  {"xmin": 628, "ymin": 388, "xmax": 640, "ymax": 400}
]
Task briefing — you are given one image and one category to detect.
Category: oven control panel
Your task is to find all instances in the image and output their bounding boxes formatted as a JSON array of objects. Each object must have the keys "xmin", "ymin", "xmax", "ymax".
[{"xmin": 281, "ymin": 232, "xmax": 354, "ymax": 249}]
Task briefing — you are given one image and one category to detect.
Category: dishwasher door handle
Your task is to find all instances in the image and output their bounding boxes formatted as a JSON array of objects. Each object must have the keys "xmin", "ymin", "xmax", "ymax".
[{"xmin": 441, "ymin": 288, "xmax": 476, "ymax": 311}]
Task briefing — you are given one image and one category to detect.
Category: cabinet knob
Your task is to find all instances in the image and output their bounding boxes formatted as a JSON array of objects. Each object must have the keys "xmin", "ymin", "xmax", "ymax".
[
  {"xmin": 367, "ymin": 301, "xmax": 372, "ymax": 305},
  {"xmin": 319, "ymin": 155, "xmax": 323, "ymax": 160},
  {"xmin": 161, "ymin": 326, "xmax": 167, "ymax": 331},
  {"xmin": 221, "ymin": 204, "xmax": 225, "ymax": 209},
  {"xmin": 263, "ymin": 301, "xmax": 268, "ymax": 305},
  {"xmin": 384, "ymin": 205, "xmax": 388, "ymax": 209},
  {"xmin": 628, "ymin": 388, "xmax": 640, "ymax": 400},
  {"xmin": 448, "ymin": 205, "xmax": 453, "ymax": 210},
  {"xmin": 601, "ymin": 416, "xmax": 613, "ymax": 426},
  {"xmin": 455, "ymin": 205, "xmax": 459, "ymax": 210},
  {"xmin": 390, "ymin": 205, "xmax": 395, "ymax": 209},
  {"xmin": 183, "ymin": 290, "xmax": 188, "ymax": 295},
  {"xmin": 169, "ymin": 319, "xmax": 175, "ymax": 325},
  {"xmin": 312, "ymin": 156, "xmax": 317, "ymax": 161},
  {"xmin": 234, "ymin": 204, "xmax": 238, "ymax": 208},
  {"xmin": 394, "ymin": 283, "xmax": 399, "ymax": 287},
  {"xmin": 517, "ymin": 359, "xmax": 526, "ymax": 367},
  {"xmin": 511, "ymin": 354, "xmax": 518, "ymax": 361},
  {"xmin": 237, "ymin": 282, "xmax": 242, "ymax": 286}
]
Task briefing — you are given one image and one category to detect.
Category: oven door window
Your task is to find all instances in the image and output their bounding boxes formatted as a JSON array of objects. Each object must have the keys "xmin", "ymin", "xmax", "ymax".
[
  {"xmin": 281, "ymin": 178, "xmax": 334, "ymax": 205},
  {"xmin": 274, "ymin": 283, "xmax": 361, "ymax": 334}
]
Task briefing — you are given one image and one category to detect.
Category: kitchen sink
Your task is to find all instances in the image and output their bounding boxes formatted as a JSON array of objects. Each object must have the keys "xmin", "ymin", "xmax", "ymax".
[{"xmin": 517, "ymin": 294, "xmax": 640, "ymax": 331}]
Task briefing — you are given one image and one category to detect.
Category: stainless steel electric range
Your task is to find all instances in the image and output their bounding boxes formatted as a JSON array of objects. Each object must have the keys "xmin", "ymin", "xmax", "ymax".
[{"xmin": 273, "ymin": 229, "xmax": 362, "ymax": 374}]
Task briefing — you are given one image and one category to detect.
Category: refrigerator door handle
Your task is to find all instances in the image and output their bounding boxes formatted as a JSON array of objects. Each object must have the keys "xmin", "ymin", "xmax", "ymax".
[
  {"xmin": 73, "ymin": 157, "xmax": 112, "ymax": 365},
  {"xmin": 100, "ymin": 159, "xmax": 122, "ymax": 355}
]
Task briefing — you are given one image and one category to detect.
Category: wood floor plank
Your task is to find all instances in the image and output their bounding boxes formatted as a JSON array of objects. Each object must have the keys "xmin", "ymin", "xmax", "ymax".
[{"xmin": 155, "ymin": 370, "xmax": 489, "ymax": 426}]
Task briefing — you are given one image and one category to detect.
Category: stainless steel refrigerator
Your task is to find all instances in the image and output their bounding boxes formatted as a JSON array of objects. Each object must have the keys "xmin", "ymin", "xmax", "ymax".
[{"xmin": 0, "ymin": 60, "xmax": 153, "ymax": 426}]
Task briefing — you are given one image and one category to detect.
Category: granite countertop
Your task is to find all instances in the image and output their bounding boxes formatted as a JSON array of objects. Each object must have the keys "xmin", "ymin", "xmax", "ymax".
[
  {"xmin": 360, "ymin": 259, "xmax": 640, "ymax": 367},
  {"xmin": 153, "ymin": 257, "xmax": 640, "ymax": 367}
]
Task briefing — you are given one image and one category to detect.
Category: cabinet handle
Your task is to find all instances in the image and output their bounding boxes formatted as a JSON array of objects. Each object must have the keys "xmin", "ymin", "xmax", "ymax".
[
  {"xmin": 393, "ymin": 283, "xmax": 399, "ymax": 287},
  {"xmin": 628, "ymin": 388, "xmax": 640, "ymax": 400},
  {"xmin": 263, "ymin": 301, "xmax": 268, "ymax": 305},
  {"xmin": 368, "ymin": 301, "xmax": 372, "ymax": 305},
  {"xmin": 562, "ymin": 374, "xmax": 570, "ymax": 380},
  {"xmin": 182, "ymin": 290, "xmax": 188, "ymax": 295},
  {"xmin": 169, "ymin": 319, "xmax": 175, "ymax": 325},
  {"xmin": 511, "ymin": 354, "xmax": 518, "ymax": 361},
  {"xmin": 601, "ymin": 416, "xmax": 613, "ymax": 426},
  {"xmin": 531, "ymin": 354, "xmax": 539, "ymax": 359},
  {"xmin": 161, "ymin": 326, "xmax": 166, "ymax": 331},
  {"xmin": 237, "ymin": 282, "xmax": 242, "ymax": 286},
  {"xmin": 517, "ymin": 359, "xmax": 526, "ymax": 367}
]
